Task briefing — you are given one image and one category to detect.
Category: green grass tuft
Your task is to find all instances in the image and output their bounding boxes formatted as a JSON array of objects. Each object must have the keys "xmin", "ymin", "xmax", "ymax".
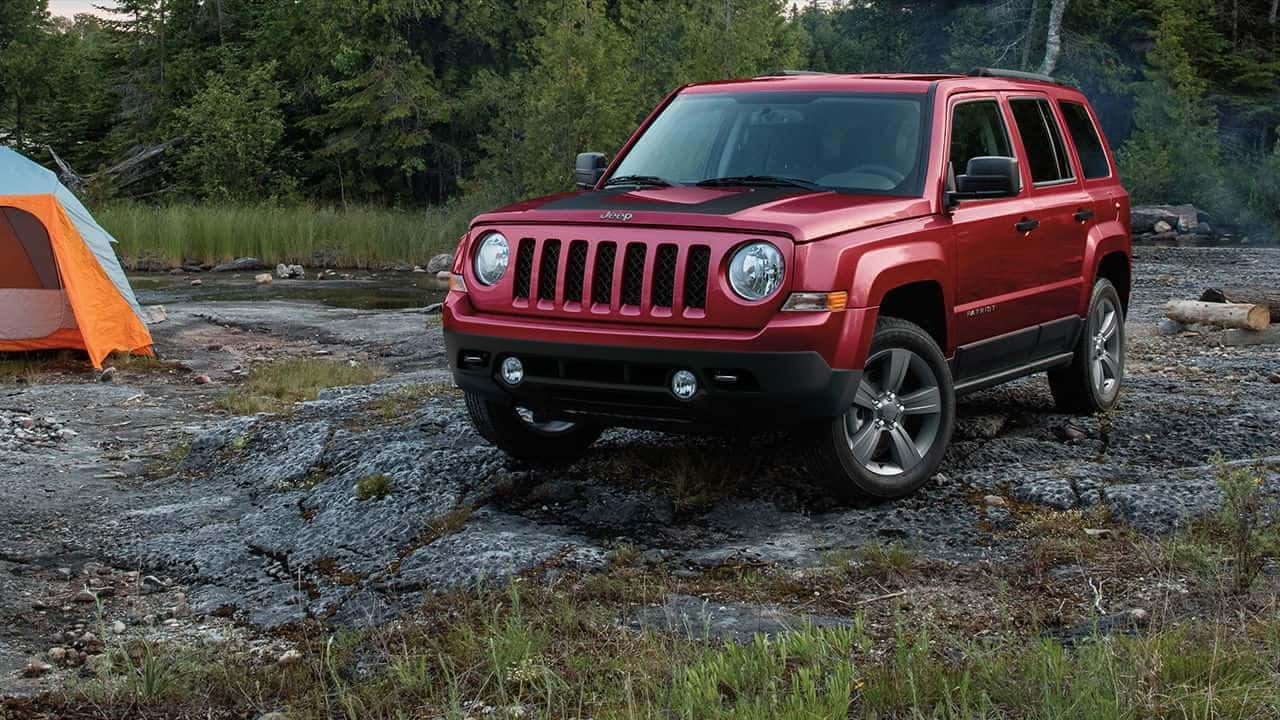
[
  {"xmin": 215, "ymin": 358, "xmax": 387, "ymax": 415},
  {"xmin": 355, "ymin": 474, "xmax": 393, "ymax": 501}
]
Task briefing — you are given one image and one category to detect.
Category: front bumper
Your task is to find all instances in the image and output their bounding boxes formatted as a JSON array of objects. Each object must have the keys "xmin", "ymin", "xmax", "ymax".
[{"xmin": 446, "ymin": 329, "xmax": 860, "ymax": 430}]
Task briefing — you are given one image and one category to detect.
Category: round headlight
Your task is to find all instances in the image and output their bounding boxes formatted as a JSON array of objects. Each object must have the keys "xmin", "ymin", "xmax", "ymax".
[
  {"xmin": 473, "ymin": 232, "xmax": 509, "ymax": 286},
  {"xmin": 727, "ymin": 241, "xmax": 784, "ymax": 301}
]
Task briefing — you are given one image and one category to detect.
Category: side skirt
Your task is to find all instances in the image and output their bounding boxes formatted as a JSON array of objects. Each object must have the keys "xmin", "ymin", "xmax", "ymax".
[{"xmin": 950, "ymin": 315, "xmax": 1082, "ymax": 396}]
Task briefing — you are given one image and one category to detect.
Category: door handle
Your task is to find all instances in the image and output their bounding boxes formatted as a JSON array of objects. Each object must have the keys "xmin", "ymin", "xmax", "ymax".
[
  {"xmin": 1074, "ymin": 208, "xmax": 1095, "ymax": 223},
  {"xmin": 1015, "ymin": 217, "xmax": 1040, "ymax": 233}
]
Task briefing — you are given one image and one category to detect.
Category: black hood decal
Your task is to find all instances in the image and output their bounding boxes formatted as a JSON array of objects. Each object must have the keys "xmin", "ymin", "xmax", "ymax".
[{"xmin": 538, "ymin": 187, "xmax": 813, "ymax": 216}]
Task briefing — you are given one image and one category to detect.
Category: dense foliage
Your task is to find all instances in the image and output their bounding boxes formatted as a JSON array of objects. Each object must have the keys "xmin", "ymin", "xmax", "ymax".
[{"xmin": 1, "ymin": 0, "xmax": 1278, "ymax": 231}]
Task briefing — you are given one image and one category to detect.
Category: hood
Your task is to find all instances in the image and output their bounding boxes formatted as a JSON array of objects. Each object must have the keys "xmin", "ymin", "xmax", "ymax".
[{"xmin": 470, "ymin": 186, "xmax": 934, "ymax": 243}]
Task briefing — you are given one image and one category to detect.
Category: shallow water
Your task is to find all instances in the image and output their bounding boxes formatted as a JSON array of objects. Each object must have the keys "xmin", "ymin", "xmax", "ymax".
[{"xmin": 130, "ymin": 271, "xmax": 447, "ymax": 310}]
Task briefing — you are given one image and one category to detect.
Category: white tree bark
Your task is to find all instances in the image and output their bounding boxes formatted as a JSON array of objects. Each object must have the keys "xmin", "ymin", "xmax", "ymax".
[
  {"xmin": 1038, "ymin": 0, "xmax": 1070, "ymax": 75},
  {"xmin": 1270, "ymin": 0, "xmax": 1278, "ymax": 25}
]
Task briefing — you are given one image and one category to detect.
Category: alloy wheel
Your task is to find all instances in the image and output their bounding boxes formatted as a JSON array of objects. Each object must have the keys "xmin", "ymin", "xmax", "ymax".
[
  {"xmin": 1089, "ymin": 296, "xmax": 1122, "ymax": 398},
  {"xmin": 843, "ymin": 347, "xmax": 943, "ymax": 476}
]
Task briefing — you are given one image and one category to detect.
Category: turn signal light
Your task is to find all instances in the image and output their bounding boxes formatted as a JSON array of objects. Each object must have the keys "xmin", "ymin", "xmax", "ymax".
[
  {"xmin": 781, "ymin": 291, "xmax": 847, "ymax": 312},
  {"xmin": 449, "ymin": 273, "xmax": 467, "ymax": 293}
]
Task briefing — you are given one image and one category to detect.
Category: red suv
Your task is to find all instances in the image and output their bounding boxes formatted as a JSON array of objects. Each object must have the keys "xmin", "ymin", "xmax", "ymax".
[{"xmin": 443, "ymin": 69, "xmax": 1130, "ymax": 501}]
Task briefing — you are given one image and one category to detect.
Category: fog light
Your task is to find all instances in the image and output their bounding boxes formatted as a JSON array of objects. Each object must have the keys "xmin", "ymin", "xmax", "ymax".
[
  {"xmin": 500, "ymin": 357, "xmax": 524, "ymax": 385},
  {"xmin": 670, "ymin": 369, "xmax": 698, "ymax": 400}
]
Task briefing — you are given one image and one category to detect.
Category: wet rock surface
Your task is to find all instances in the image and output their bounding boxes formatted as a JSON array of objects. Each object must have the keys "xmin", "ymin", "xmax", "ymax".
[{"xmin": 4, "ymin": 245, "xmax": 1280, "ymax": 691}]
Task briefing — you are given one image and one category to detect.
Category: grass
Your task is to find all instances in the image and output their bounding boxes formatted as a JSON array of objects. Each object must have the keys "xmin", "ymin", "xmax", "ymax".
[
  {"xmin": 215, "ymin": 358, "xmax": 388, "ymax": 415},
  {"xmin": 100, "ymin": 192, "xmax": 509, "ymax": 270},
  {"xmin": 354, "ymin": 474, "xmax": 393, "ymax": 501},
  {"xmin": 48, "ymin": 569, "xmax": 1280, "ymax": 720}
]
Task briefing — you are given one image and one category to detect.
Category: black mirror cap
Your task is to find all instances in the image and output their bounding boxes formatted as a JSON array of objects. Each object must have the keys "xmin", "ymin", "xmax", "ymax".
[
  {"xmin": 953, "ymin": 156, "xmax": 1021, "ymax": 201},
  {"xmin": 574, "ymin": 152, "xmax": 607, "ymax": 189}
]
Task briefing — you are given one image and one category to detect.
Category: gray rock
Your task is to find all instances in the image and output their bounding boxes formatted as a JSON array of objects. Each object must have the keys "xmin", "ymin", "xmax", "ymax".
[
  {"xmin": 1156, "ymin": 318, "xmax": 1185, "ymax": 336},
  {"xmin": 425, "ymin": 253, "xmax": 454, "ymax": 274},
  {"xmin": 210, "ymin": 257, "xmax": 265, "ymax": 273},
  {"xmin": 984, "ymin": 506, "xmax": 1014, "ymax": 530},
  {"xmin": 395, "ymin": 507, "xmax": 606, "ymax": 592},
  {"xmin": 630, "ymin": 594, "xmax": 856, "ymax": 642}
]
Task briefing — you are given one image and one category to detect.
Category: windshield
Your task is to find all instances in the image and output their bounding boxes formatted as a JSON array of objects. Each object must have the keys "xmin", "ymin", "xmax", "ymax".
[{"xmin": 609, "ymin": 91, "xmax": 928, "ymax": 196}]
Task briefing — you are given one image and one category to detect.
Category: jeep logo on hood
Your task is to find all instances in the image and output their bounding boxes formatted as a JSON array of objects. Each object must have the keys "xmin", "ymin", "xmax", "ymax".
[{"xmin": 599, "ymin": 210, "xmax": 633, "ymax": 222}]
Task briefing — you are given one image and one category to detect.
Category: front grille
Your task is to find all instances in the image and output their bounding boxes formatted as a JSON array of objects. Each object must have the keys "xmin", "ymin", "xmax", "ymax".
[
  {"xmin": 591, "ymin": 242, "xmax": 616, "ymax": 305},
  {"xmin": 537, "ymin": 239, "xmax": 561, "ymax": 301},
  {"xmin": 564, "ymin": 240, "xmax": 588, "ymax": 303},
  {"xmin": 511, "ymin": 236, "xmax": 712, "ymax": 316},
  {"xmin": 621, "ymin": 244, "xmax": 647, "ymax": 306},
  {"xmin": 513, "ymin": 238, "xmax": 535, "ymax": 299},
  {"xmin": 684, "ymin": 246, "xmax": 711, "ymax": 309},
  {"xmin": 652, "ymin": 244, "xmax": 678, "ymax": 308}
]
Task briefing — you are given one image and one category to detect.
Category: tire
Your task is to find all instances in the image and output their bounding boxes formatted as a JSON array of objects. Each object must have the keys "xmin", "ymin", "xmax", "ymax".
[
  {"xmin": 808, "ymin": 317, "xmax": 956, "ymax": 502},
  {"xmin": 1048, "ymin": 279, "xmax": 1125, "ymax": 414},
  {"xmin": 464, "ymin": 391, "xmax": 602, "ymax": 462}
]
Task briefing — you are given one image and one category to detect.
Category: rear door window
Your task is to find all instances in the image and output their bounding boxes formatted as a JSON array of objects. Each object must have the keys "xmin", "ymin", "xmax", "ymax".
[
  {"xmin": 1009, "ymin": 98, "xmax": 1075, "ymax": 184},
  {"xmin": 949, "ymin": 99, "xmax": 1013, "ymax": 181},
  {"xmin": 1057, "ymin": 101, "xmax": 1111, "ymax": 179}
]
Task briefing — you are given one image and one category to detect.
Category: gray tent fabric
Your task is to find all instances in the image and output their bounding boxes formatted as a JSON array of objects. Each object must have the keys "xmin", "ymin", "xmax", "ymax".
[{"xmin": 0, "ymin": 289, "xmax": 75, "ymax": 339}]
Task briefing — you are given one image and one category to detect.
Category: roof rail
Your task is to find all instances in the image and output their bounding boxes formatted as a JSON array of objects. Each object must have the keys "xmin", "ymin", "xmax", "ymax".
[
  {"xmin": 969, "ymin": 67, "xmax": 1058, "ymax": 83},
  {"xmin": 760, "ymin": 69, "xmax": 831, "ymax": 77}
]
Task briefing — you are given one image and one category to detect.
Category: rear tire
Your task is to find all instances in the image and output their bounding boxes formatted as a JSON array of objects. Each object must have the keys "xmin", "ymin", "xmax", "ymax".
[
  {"xmin": 464, "ymin": 391, "xmax": 602, "ymax": 462},
  {"xmin": 1048, "ymin": 279, "xmax": 1125, "ymax": 414},
  {"xmin": 808, "ymin": 317, "xmax": 955, "ymax": 502}
]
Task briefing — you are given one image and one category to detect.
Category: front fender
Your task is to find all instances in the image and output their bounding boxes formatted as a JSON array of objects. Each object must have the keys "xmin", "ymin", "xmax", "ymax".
[{"xmin": 830, "ymin": 238, "xmax": 953, "ymax": 369}]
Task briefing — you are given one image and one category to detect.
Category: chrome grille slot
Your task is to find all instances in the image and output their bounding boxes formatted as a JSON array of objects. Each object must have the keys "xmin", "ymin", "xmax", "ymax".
[
  {"xmin": 536, "ymin": 239, "xmax": 561, "ymax": 301},
  {"xmin": 621, "ymin": 243, "xmax": 646, "ymax": 306}
]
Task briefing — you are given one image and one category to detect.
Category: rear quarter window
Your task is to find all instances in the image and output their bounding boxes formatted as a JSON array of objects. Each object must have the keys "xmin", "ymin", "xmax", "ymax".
[
  {"xmin": 1058, "ymin": 101, "xmax": 1111, "ymax": 179},
  {"xmin": 1009, "ymin": 98, "xmax": 1074, "ymax": 184}
]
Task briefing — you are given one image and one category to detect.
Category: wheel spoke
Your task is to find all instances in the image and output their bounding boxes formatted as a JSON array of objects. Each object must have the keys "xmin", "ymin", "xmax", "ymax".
[
  {"xmin": 853, "ymin": 380, "xmax": 879, "ymax": 410},
  {"xmin": 1092, "ymin": 357, "xmax": 1105, "ymax": 385},
  {"xmin": 1098, "ymin": 309, "xmax": 1118, "ymax": 343},
  {"xmin": 900, "ymin": 386, "xmax": 941, "ymax": 417},
  {"xmin": 883, "ymin": 349, "xmax": 910, "ymax": 394},
  {"xmin": 1100, "ymin": 351, "xmax": 1118, "ymax": 380},
  {"xmin": 887, "ymin": 424, "xmax": 922, "ymax": 471},
  {"xmin": 848, "ymin": 421, "xmax": 881, "ymax": 464}
]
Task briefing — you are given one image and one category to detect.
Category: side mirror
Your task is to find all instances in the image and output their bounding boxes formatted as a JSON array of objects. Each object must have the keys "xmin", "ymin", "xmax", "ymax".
[
  {"xmin": 946, "ymin": 156, "xmax": 1021, "ymax": 208},
  {"xmin": 574, "ymin": 152, "xmax": 607, "ymax": 189}
]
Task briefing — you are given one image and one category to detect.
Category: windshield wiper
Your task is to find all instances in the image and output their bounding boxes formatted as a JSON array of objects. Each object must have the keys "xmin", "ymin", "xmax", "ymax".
[
  {"xmin": 696, "ymin": 175, "xmax": 827, "ymax": 191},
  {"xmin": 603, "ymin": 174, "xmax": 675, "ymax": 188}
]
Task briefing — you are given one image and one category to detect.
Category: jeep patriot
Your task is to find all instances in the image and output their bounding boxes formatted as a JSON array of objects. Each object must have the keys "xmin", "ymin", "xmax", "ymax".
[{"xmin": 443, "ymin": 68, "xmax": 1130, "ymax": 500}]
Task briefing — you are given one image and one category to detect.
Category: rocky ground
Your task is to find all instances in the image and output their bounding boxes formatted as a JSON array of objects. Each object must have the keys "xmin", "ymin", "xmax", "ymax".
[{"xmin": 2, "ymin": 246, "xmax": 1279, "ymax": 699}]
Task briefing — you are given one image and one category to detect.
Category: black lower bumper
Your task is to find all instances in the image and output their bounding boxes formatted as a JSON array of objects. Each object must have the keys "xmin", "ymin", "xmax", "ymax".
[{"xmin": 445, "ymin": 330, "xmax": 859, "ymax": 431}]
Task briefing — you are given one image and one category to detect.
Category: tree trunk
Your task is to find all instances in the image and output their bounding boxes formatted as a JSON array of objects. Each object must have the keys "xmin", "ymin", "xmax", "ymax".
[
  {"xmin": 1271, "ymin": 0, "xmax": 1278, "ymax": 24},
  {"xmin": 1165, "ymin": 300, "xmax": 1270, "ymax": 331},
  {"xmin": 1038, "ymin": 0, "xmax": 1069, "ymax": 76},
  {"xmin": 1200, "ymin": 287, "xmax": 1280, "ymax": 321},
  {"xmin": 1021, "ymin": 0, "xmax": 1043, "ymax": 70}
]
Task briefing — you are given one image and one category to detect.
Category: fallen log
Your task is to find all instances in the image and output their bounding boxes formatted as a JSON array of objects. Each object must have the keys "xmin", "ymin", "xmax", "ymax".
[
  {"xmin": 1164, "ymin": 300, "xmax": 1270, "ymax": 331},
  {"xmin": 1200, "ymin": 287, "xmax": 1280, "ymax": 321}
]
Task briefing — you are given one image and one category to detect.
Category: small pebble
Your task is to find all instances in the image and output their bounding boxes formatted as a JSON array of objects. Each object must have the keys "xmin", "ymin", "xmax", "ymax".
[
  {"xmin": 277, "ymin": 649, "xmax": 303, "ymax": 667},
  {"xmin": 982, "ymin": 494, "xmax": 1007, "ymax": 508},
  {"xmin": 21, "ymin": 659, "xmax": 52, "ymax": 678}
]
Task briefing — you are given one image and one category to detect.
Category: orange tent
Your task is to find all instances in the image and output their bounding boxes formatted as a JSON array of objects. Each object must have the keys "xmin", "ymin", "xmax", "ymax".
[{"xmin": 0, "ymin": 148, "xmax": 153, "ymax": 368}]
